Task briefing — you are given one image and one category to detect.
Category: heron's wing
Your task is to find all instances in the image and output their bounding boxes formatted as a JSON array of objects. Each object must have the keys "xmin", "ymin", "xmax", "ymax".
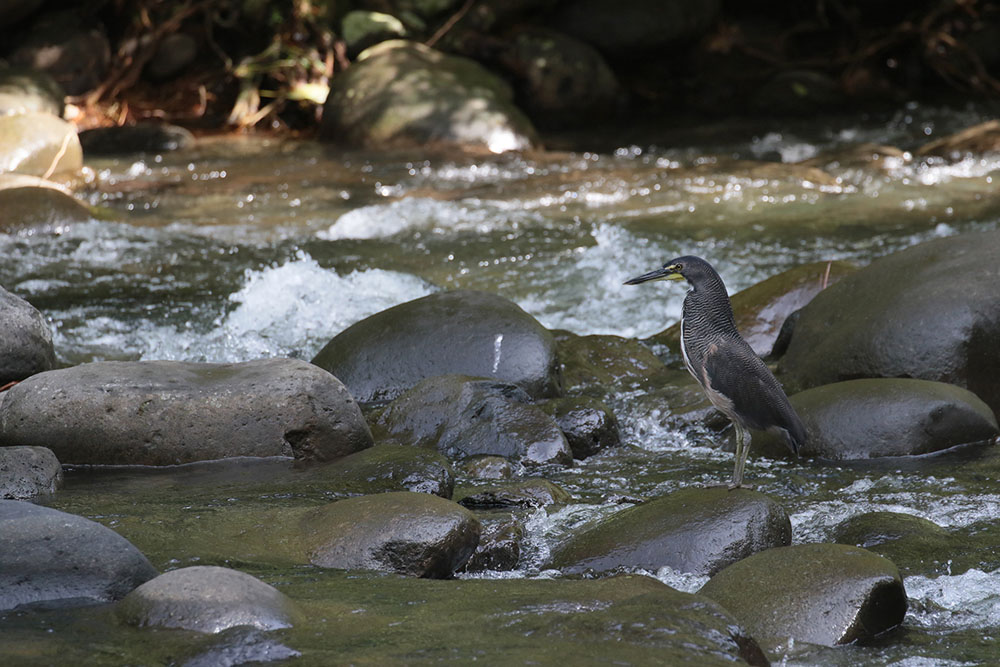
[{"xmin": 702, "ymin": 337, "xmax": 806, "ymax": 451}]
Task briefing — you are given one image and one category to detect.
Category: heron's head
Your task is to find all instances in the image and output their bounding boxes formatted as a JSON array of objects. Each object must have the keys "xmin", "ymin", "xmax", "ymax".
[{"xmin": 624, "ymin": 255, "xmax": 717, "ymax": 288}]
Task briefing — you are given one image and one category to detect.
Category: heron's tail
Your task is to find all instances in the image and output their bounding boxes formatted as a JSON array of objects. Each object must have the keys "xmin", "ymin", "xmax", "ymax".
[{"xmin": 784, "ymin": 410, "xmax": 807, "ymax": 457}]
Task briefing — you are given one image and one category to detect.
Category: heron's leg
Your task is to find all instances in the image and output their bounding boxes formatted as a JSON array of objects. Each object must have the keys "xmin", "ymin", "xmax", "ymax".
[{"xmin": 731, "ymin": 424, "xmax": 751, "ymax": 489}]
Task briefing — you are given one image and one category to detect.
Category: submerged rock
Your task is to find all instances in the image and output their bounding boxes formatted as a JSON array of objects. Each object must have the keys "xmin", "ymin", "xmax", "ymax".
[
  {"xmin": 0, "ymin": 112, "xmax": 82, "ymax": 177},
  {"xmin": 313, "ymin": 290, "xmax": 561, "ymax": 405},
  {"xmin": 0, "ymin": 183, "xmax": 93, "ymax": 232},
  {"xmin": 830, "ymin": 511, "xmax": 955, "ymax": 576},
  {"xmin": 699, "ymin": 543, "xmax": 907, "ymax": 647},
  {"xmin": 779, "ymin": 230, "xmax": 1000, "ymax": 414},
  {"xmin": 320, "ymin": 40, "xmax": 537, "ymax": 152},
  {"xmin": 0, "ymin": 285, "xmax": 55, "ymax": 384},
  {"xmin": 0, "ymin": 500, "xmax": 157, "ymax": 610},
  {"xmin": 551, "ymin": 487, "xmax": 791, "ymax": 576},
  {"xmin": 538, "ymin": 395, "xmax": 620, "ymax": 459},
  {"xmin": 0, "ymin": 358, "xmax": 373, "ymax": 465},
  {"xmin": 375, "ymin": 374, "xmax": 572, "ymax": 466},
  {"xmin": 302, "ymin": 491, "xmax": 481, "ymax": 577},
  {"xmin": 755, "ymin": 378, "xmax": 998, "ymax": 460},
  {"xmin": 116, "ymin": 566, "xmax": 300, "ymax": 633},
  {"xmin": 78, "ymin": 123, "xmax": 194, "ymax": 155},
  {"xmin": 0, "ymin": 446, "xmax": 62, "ymax": 499}
]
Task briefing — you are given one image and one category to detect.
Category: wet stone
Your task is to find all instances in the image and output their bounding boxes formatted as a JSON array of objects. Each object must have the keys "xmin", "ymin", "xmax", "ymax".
[
  {"xmin": 539, "ymin": 396, "xmax": 621, "ymax": 459},
  {"xmin": 116, "ymin": 566, "xmax": 300, "ymax": 633},
  {"xmin": 458, "ymin": 454, "xmax": 517, "ymax": 479},
  {"xmin": 455, "ymin": 478, "xmax": 572, "ymax": 509},
  {"xmin": 830, "ymin": 511, "xmax": 956, "ymax": 576},
  {"xmin": 0, "ymin": 112, "xmax": 82, "ymax": 177},
  {"xmin": 78, "ymin": 123, "xmax": 194, "ymax": 155},
  {"xmin": 0, "ymin": 500, "xmax": 157, "ymax": 611},
  {"xmin": 302, "ymin": 491, "xmax": 481, "ymax": 578},
  {"xmin": 0, "ymin": 284, "xmax": 55, "ymax": 385},
  {"xmin": 0, "ymin": 183, "xmax": 93, "ymax": 233},
  {"xmin": 699, "ymin": 543, "xmax": 907, "ymax": 648},
  {"xmin": 0, "ymin": 446, "xmax": 62, "ymax": 499},
  {"xmin": 304, "ymin": 442, "xmax": 454, "ymax": 498},
  {"xmin": 0, "ymin": 358, "xmax": 374, "ymax": 465},
  {"xmin": 755, "ymin": 378, "xmax": 999, "ymax": 460},
  {"xmin": 375, "ymin": 374, "xmax": 572, "ymax": 467},
  {"xmin": 461, "ymin": 517, "xmax": 524, "ymax": 572},
  {"xmin": 556, "ymin": 332, "xmax": 672, "ymax": 396},
  {"xmin": 0, "ymin": 66, "xmax": 65, "ymax": 116},
  {"xmin": 313, "ymin": 289, "xmax": 561, "ymax": 405},
  {"xmin": 551, "ymin": 487, "xmax": 791, "ymax": 577}
]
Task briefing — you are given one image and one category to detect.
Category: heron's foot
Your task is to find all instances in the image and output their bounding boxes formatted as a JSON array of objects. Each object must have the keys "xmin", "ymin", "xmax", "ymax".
[
  {"xmin": 727, "ymin": 482, "xmax": 755, "ymax": 491},
  {"xmin": 702, "ymin": 481, "xmax": 754, "ymax": 490}
]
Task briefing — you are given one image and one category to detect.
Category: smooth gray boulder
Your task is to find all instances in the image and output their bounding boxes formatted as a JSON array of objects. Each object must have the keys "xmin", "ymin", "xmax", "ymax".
[
  {"xmin": 320, "ymin": 40, "xmax": 537, "ymax": 152},
  {"xmin": 0, "ymin": 446, "xmax": 62, "ymax": 499},
  {"xmin": 0, "ymin": 285, "xmax": 55, "ymax": 384},
  {"xmin": 116, "ymin": 566, "xmax": 300, "ymax": 633},
  {"xmin": 551, "ymin": 487, "xmax": 791, "ymax": 576},
  {"xmin": 699, "ymin": 543, "xmax": 907, "ymax": 648},
  {"xmin": 780, "ymin": 230, "xmax": 1000, "ymax": 414},
  {"xmin": 375, "ymin": 374, "xmax": 573, "ymax": 466},
  {"xmin": 0, "ymin": 358, "xmax": 373, "ymax": 465},
  {"xmin": 0, "ymin": 500, "xmax": 157, "ymax": 610},
  {"xmin": 301, "ymin": 491, "xmax": 481, "ymax": 577},
  {"xmin": 755, "ymin": 378, "xmax": 999, "ymax": 460},
  {"xmin": 313, "ymin": 290, "xmax": 561, "ymax": 405}
]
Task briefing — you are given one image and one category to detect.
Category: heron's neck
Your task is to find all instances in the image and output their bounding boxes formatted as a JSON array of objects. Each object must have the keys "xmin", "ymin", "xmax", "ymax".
[{"xmin": 682, "ymin": 276, "xmax": 737, "ymax": 335}]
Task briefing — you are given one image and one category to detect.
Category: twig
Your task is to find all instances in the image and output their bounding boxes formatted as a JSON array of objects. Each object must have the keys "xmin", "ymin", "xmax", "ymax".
[
  {"xmin": 425, "ymin": 0, "xmax": 474, "ymax": 48},
  {"xmin": 821, "ymin": 260, "xmax": 832, "ymax": 290},
  {"xmin": 42, "ymin": 130, "xmax": 75, "ymax": 180}
]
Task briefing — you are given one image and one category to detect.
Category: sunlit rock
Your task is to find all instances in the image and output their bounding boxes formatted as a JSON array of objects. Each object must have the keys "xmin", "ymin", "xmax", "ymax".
[
  {"xmin": 454, "ymin": 477, "xmax": 571, "ymax": 509},
  {"xmin": 0, "ymin": 284, "xmax": 55, "ymax": 384},
  {"xmin": 0, "ymin": 358, "xmax": 373, "ymax": 465},
  {"xmin": 755, "ymin": 379, "xmax": 998, "ymax": 460},
  {"xmin": 647, "ymin": 260, "xmax": 857, "ymax": 358},
  {"xmin": 375, "ymin": 374, "xmax": 572, "ymax": 467},
  {"xmin": 340, "ymin": 10, "xmax": 408, "ymax": 57},
  {"xmin": 538, "ymin": 395, "xmax": 620, "ymax": 459},
  {"xmin": 550, "ymin": 487, "xmax": 791, "ymax": 576},
  {"xmin": 313, "ymin": 290, "xmax": 561, "ymax": 405},
  {"xmin": 0, "ymin": 178, "xmax": 92, "ymax": 232},
  {"xmin": 319, "ymin": 40, "xmax": 537, "ymax": 153},
  {"xmin": 830, "ymin": 511, "xmax": 956, "ymax": 576},
  {"xmin": 0, "ymin": 500, "xmax": 157, "ymax": 611},
  {"xmin": 0, "ymin": 446, "xmax": 62, "ymax": 499},
  {"xmin": 699, "ymin": 543, "xmax": 907, "ymax": 648},
  {"xmin": 0, "ymin": 66, "xmax": 65, "ymax": 116},
  {"xmin": 0, "ymin": 112, "xmax": 81, "ymax": 177},
  {"xmin": 780, "ymin": 229, "xmax": 1000, "ymax": 415},
  {"xmin": 302, "ymin": 491, "xmax": 481, "ymax": 577},
  {"xmin": 116, "ymin": 566, "xmax": 300, "ymax": 633}
]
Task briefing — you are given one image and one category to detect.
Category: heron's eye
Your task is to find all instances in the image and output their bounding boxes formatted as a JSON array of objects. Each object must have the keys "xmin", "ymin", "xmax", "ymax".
[{"xmin": 673, "ymin": 263, "xmax": 683, "ymax": 272}]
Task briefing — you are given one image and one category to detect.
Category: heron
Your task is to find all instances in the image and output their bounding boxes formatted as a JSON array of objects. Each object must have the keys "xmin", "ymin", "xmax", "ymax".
[{"xmin": 625, "ymin": 256, "xmax": 806, "ymax": 488}]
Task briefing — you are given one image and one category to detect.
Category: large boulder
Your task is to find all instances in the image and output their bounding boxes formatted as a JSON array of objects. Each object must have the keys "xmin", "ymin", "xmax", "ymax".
[
  {"xmin": 0, "ymin": 358, "xmax": 373, "ymax": 465},
  {"xmin": 0, "ymin": 181, "xmax": 92, "ymax": 232},
  {"xmin": 0, "ymin": 500, "xmax": 157, "ymax": 610},
  {"xmin": 779, "ymin": 230, "xmax": 1000, "ymax": 414},
  {"xmin": 313, "ymin": 290, "xmax": 561, "ymax": 405},
  {"xmin": 320, "ymin": 40, "xmax": 537, "ymax": 153},
  {"xmin": 116, "ymin": 566, "xmax": 300, "ymax": 633},
  {"xmin": 556, "ymin": 332, "xmax": 672, "ymax": 396},
  {"xmin": 0, "ymin": 285, "xmax": 55, "ymax": 384},
  {"xmin": 538, "ymin": 396, "xmax": 620, "ymax": 459},
  {"xmin": 699, "ymin": 543, "xmax": 907, "ymax": 648},
  {"xmin": 550, "ymin": 487, "xmax": 791, "ymax": 576},
  {"xmin": 375, "ymin": 374, "xmax": 573, "ymax": 466},
  {"xmin": 301, "ymin": 491, "xmax": 481, "ymax": 577},
  {"xmin": 0, "ymin": 112, "xmax": 82, "ymax": 177},
  {"xmin": 754, "ymin": 378, "xmax": 999, "ymax": 460},
  {"xmin": 829, "ymin": 511, "xmax": 956, "ymax": 576},
  {"xmin": 0, "ymin": 446, "xmax": 62, "ymax": 499}
]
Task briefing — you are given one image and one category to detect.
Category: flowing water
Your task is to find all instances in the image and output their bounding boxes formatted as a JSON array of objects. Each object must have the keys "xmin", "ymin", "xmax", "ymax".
[{"xmin": 3, "ymin": 102, "xmax": 1000, "ymax": 664}]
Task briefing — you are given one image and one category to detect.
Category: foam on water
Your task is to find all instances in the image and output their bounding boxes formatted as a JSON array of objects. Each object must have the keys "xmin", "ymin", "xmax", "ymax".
[{"xmin": 906, "ymin": 568, "xmax": 1000, "ymax": 631}]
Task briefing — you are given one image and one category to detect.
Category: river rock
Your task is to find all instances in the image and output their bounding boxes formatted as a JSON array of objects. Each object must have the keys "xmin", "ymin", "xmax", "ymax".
[
  {"xmin": 548, "ymin": 0, "xmax": 721, "ymax": 57},
  {"xmin": 557, "ymin": 332, "xmax": 672, "ymax": 395},
  {"xmin": 0, "ymin": 446, "xmax": 62, "ymax": 499},
  {"xmin": 8, "ymin": 11, "xmax": 110, "ymax": 95},
  {"xmin": 830, "ymin": 511, "xmax": 955, "ymax": 576},
  {"xmin": 538, "ymin": 396, "xmax": 620, "ymax": 459},
  {"xmin": 0, "ymin": 500, "xmax": 157, "ymax": 610},
  {"xmin": 0, "ymin": 0, "xmax": 43, "ymax": 29},
  {"xmin": 750, "ymin": 69, "xmax": 844, "ymax": 115},
  {"xmin": 755, "ymin": 378, "xmax": 998, "ymax": 460},
  {"xmin": 302, "ymin": 491, "xmax": 481, "ymax": 577},
  {"xmin": 455, "ymin": 478, "xmax": 571, "ymax": 508},
  {"xmin": 699, "ymin": 543, "xmax": 907, "ymax": 647},
  {"xmin": 306, "ymin": 442, "xmax": 454, "ymax": 498},
  {"xmin": 0, "ymin": 112, "xmax": 82, "ymax": 177},
  {"xmin": 117, "ymin": 566, "xmax": 299, "ymax": 633},
  {"xmin": 0, "ymin": 183, "xmax": 92, "ymax": 232},
  {"xmin": 917, "ymin": 119, "xmax": 1000, "ymax": 160},
  {"xmin": 320, "ymin": 40, "xmax": 537, "ymax": 152},
  {"xmin": 0, "ymin": 66, "xmax": 65, "ymax": 116},
  {"xmin": 779, "ymin": 230, "xmax": 1000, "ymax": 415},
  {"xmin": 375, "ymin": 375, "xmax": 572, "ymax": 466},
  {"xmin": 341, "ymin": 10, "xmax": 408, "ymax": 57},
  {"xmin": 458, "ymin": 454, "xmax": 516, "ymax": 479},
  {"xmin": 551, "ymin": 487, "xmax": 791, "ymax": 576},
  {"xmin": 497, "ymin": 28, "xmax": 619, "ymax": 127},
  {"xmin": 0, "ymin": 285, "xmax": 55, "ymax": 384},
  {"xmin": 78, "ymin": 123, "xmax": 195, "ymax": 155},
  {"xmin": 647, "ymin": 260, "xmax": 856, "ymax": 358},
  {"xmin": 313, "ymin": 290, "xmax": 561, "ymax": 405},
  {"xmin": 0, "ymin": 358, "xmax": 374, "ymax": 465},
  {"xmin": 145, "ymin": 32, "xmax": 198, "ymax": 81},
  {"xmin": 462, "ymin": 518, "xmax": 523, "ymax": 572}
]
